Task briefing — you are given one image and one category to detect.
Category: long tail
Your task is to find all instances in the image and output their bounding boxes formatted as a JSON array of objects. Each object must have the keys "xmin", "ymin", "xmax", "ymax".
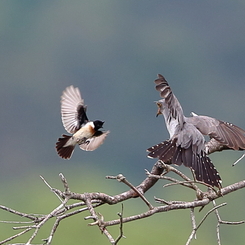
[
  {"xmin": 56, "ymin": 135, "xmax": 75, "ymax": 159},
  {"xmin": 147, "ymin": 140, "xmax": 222, "ymax": 188}
]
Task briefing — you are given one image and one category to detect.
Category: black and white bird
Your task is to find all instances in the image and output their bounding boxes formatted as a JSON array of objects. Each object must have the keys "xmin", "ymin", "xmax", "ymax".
[
  {"xmin": 56, "ymin": 85, "xmax": 109, "ymax": 159},
  {"xmin": 147, "ymin": 74, "xmax": 245, "ymax": 188}
]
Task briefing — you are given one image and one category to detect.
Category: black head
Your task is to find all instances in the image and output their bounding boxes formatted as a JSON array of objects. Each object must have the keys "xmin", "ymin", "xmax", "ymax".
[{"xmin": 93, "ymin": 120, "xmax": 104, "ymax": 131}]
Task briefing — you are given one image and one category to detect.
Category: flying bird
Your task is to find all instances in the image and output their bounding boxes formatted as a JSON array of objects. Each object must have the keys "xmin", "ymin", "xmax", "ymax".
[
  {"xmin": 147, "ymin": 74, "xmax": 245, "ymax": 188},
  {"xmin": 56, "ymin": 85, "xmax": 109, "ymax": 159}
]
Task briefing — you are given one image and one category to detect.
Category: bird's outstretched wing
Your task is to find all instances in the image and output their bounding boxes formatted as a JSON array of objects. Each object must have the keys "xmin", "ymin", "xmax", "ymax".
[
  {"xmin": 61, "ymin": 85, "xmax": 89, "ymax": 134},
  {"xmin": 187, "ymin": 114, "xmax": 245, "ymax": 151},
  {"xmin": 79, "ymin": 131, "xmax": 110, "ymax": 151},
  {"xmin": 154, "ymin": 74, "xmax": 185, "ymax": 131}
]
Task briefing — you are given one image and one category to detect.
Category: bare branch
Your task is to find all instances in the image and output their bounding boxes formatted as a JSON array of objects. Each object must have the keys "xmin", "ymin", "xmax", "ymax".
[
  {"xmin": 114, "ymin": 204, "xmax": 125, "ymax": 245},
  {"xmin": 0, "ymin": 205, "xmax": 37, "ymax": 221},
  {"xmin": 212, "ymin": 200, "xmax": 245, "ymax": 245},
  {"xmin": 0, "ymin": 227, "xmax": 32, "ymax": 245},
  {"xmin": 1, "ymin": 161, "xmax": 245, "ymax": 245},
  {"xmin": 232, "ymin": 153, "xmax": 245, "ymax": 166},
  {"xmin": 186, "ymin": 203, "xmax": 227, "ymax": 245},
  {"xmin": 106, "ymin": 174, "xmax": 154, "ymax": 210}
]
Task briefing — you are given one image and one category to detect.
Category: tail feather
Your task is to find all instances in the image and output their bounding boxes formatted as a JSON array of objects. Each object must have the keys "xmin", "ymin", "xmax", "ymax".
[
  {"xmin": 193, "ymin": 152, "xmax": 222, "ymax": 188},
  {"xmin": 56, "ymin": 135, "xmax": 75, "ymax": 159},
  {"xmin": 147, "ymin": 140, "xmax": 222, "ymax": 188},
  {"xmin": 147, "ymin": 140, "xmax": 176, "ymax": 164}
]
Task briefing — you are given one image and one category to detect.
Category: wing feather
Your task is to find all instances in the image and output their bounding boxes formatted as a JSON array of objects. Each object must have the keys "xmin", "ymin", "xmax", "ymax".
[
  {"xmin": 187, "ymin": 115, "xmax": 245, "ymax": 151},
  {"xmin": 61, "ymin": 85, "xmax": 88, "ymax": 134},
  {"xmin": 79, "ymin": 131, "xmax": 110, "ymax": 151}
]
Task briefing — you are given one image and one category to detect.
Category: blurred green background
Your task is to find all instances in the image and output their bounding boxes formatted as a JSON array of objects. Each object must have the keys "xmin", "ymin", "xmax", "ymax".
[{"xmin": 1, "ymin": 1, "xmax": 245, "ymax": 244}]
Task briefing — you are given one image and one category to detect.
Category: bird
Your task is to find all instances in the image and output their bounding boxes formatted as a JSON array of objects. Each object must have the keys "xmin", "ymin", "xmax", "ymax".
[
  {"xmin": 56, "ymin": 85, "xmax": 109, "ymax": 159},
  {"xmin": 147, "ymin": 74, "xmax": 245, "ymax": 188}
]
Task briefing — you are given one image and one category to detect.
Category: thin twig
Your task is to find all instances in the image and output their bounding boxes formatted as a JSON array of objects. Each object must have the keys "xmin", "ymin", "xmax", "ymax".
[
  {"xmin": 26, "ymin": 197, "xmax": 70, "ymax": 245},
  {"xmin": 106, "ymin": 174, "xmax": 154, "ymax": 210},
  {"xmin": 40, "ymin": 175, "xmax": 63, "ymax": 202},
  {"xmin": 186, "ymin": 203, "xmax": 227, "ymax": 245},
  {"xmin": 212, "ymin": 200, "xmax": 245, "ymax": 245},
  {"xmin": 232, "ymin": 153, "xmax": 245, "ymax": 166},
  {"xmin": 0, "ymin": 205, "xmax": 37, "ymax": 221},
  {"xmin": 190, "ymin": 208, "xmax": 196, "ymax": 239},
  {"xmin": 0, "ymin": 227, "xmax": 32, "ymax": 245},
  {"xmin": 114, "ymin": 204, "xmax": 125, "ymax": 245},
  {"xmin": 59, "ymin": 173, "xmax": 70, "ymax": 194}
]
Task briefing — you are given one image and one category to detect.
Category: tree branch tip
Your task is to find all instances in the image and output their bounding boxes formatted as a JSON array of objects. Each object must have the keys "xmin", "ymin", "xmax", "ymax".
[
  {"xmin": 154, "ymin": 197, "xmax": 170, "ymax": 205},
  {"xmin": 232, "ymin": 153, "xmax": 245, "ymax": 166},
  {"xmin": 106, "ymin": 174, "xmax": 126, "ymax": 182},
  {"xmin": 116, "ymin": 174, "xmax": 126, "ymax": 182},
  {"xmin": 13, "ymin": 226, "xmax": 34, "ymax": 230},
  {"xmin": 84, "ymin": 215, "xmax": 97, "ymax": 220},
  {"xmin": 59, "ymin": 173, "xmax": 64, "ymax": 178},
  {"xmin": 88, "ymin": 221, "xmax": 99, "ymax": 226},
  {"xmin": 106, "ymin": 175, "xmax": 117, "ymax": 180},
  {"xmin": 220, "ymin": 220, "xmax": 245, "ymax": 225},
  {"xmin": 59, "ymin": 173, "xmax": 68, "ymax": 182},
  {"xmin": 42, "ymin": 238, "xmax": 48, "ymax": 241}
]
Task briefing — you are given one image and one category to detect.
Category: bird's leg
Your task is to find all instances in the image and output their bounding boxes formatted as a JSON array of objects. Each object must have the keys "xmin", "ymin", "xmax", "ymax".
[{"xmin": 76, "ymin": 137, "xmax": 87, "ymax": 144}]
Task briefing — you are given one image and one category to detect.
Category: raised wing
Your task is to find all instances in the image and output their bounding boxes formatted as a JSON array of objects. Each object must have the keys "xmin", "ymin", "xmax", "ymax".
[
  {"xmin": 79, "ymin": 131, "xmax": 110, "ymax": 151},
  {"xmin": 154, "ymin": 74, "xmax": 185, "ymax": 131},
  {"xmin": 61, "ymin": 85, "xmax": 89, "ymax": 134},
  {"xmin": 187, "ymin": 114, "xmax": 245, "ymax": 151}
]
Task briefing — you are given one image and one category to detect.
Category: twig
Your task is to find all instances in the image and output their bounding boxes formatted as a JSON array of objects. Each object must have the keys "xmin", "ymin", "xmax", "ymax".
[
  {"xmin": 40, "ymin": 175, "xmax": 63, "ymax": 202},
  {"xmin": 232, "ymin": 153, "xmax": 245, "ymax": 166},
  {"xmin": 59, "ymin": 173, "xmax": 70, "ymax": 194},
  {"xmin": 44, "ymin": 203, "xmax": 103, "ymax": 245},
  {"xmin": 154, "ymin": 197, "xmax": 186, "ymax": 205},
  {"xmin": 106, "ymin": 174, "xmax": 154, "ymax": 210},
  {"xmin": 84, "ymin": 193, "xmax": 118, "ymax": 244},
  {"xmin": 26, "ymin": 197, "xmax": 70, "ymax": 245},
  {"xmin": 186, "ymin": 203, "xmax": 227, "ymax": 245},
  {"xmin": 146, "ymin": 162, "xmax": 207, "ymax": 194},
  {"xmin": 114, "ymin": 204, "xmax": 125, "ymax": 245},
  {"xmin": 212, "ymin": 200, "xmax": 245, "ymax": 245},
  {"xmin": 0, "ymin": 227, "xmax": 32, "ymax": 245},
  {"xmin": 0, "ymin": 205, "xmax": 37, "ymax": 221},
  {"xmin": 190, "ymin": 208, "xmax": 196, "ymax": 239}
]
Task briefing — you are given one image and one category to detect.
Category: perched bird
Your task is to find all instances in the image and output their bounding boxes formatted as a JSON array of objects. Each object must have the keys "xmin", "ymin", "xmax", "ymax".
[
  {"xmin": 147, "ymin": 74, "xmax": 245, "ymax": 188},
  {"xmin": 56, "ymin": 85, "xmax": 109, "ymax": 159}
]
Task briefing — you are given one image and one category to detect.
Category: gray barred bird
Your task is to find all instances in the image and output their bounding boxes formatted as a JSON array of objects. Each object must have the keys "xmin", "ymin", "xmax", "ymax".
[
  {"xmin": 56, "ymin": 85, "xmax": 109, "ymax": 159},
  {"xmin": 147, "ymin": 74, "xmax": 245, "ymax": 188}
]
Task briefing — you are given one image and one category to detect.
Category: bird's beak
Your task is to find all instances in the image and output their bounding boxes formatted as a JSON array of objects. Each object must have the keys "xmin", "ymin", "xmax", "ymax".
[{"xmin": 156, "ymin": 102, "xmax": 162, "ymax": 117}]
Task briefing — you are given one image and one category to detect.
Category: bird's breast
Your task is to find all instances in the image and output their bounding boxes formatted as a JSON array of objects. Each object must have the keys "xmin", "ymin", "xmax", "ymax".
[
  {"xmin": 166, "ymin": 118, "xmax": 179, "ymax": 138},
  {"xmin": 72, "ymin": 124, "xmax": 95, "ymax": 143}
]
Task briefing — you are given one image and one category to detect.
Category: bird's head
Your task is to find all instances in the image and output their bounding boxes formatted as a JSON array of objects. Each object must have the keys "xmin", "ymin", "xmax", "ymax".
[{"xmin": 93, "ymin": 120, "xmax": 104, "ymax": 130}]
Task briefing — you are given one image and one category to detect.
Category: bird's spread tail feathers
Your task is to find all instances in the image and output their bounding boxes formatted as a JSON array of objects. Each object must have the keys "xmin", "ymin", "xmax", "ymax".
[
  {"xmin": 56, "ymin": 135, "xmax": 75, "ymax": 159},
  {"xmin": 147, "ymin": 140, "xmax": 222, "ymax": 188}
]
